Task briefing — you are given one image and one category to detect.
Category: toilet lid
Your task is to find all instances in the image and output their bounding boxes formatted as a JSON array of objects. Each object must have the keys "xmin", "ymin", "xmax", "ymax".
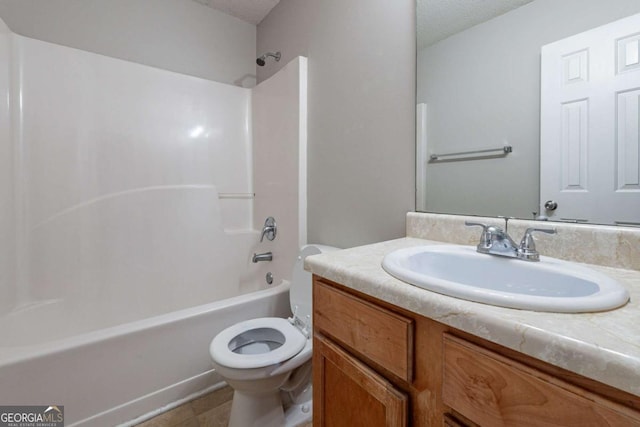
[
  {"xmin": 210, "ymin": 317, "xmax": 306, "ymax": 369},
  {"xmin": 290, "ymin": 246, "xmax": 321, "ymax": 326}
]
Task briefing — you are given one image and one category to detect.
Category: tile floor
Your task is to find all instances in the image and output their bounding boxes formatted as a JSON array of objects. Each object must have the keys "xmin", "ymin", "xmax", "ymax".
[
  {"xmin": 135, "ymin": 386, "xmax": 233, "ymax": 427},
  {"xmin": 134, "ymin": 386, "xmax": 312, "ymax": 427}
]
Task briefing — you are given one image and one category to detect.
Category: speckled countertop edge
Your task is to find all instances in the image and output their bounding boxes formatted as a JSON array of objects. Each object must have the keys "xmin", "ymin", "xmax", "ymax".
[{"xmin": 305, "ymin": 237, "xmax": 640, "ymax": 397}]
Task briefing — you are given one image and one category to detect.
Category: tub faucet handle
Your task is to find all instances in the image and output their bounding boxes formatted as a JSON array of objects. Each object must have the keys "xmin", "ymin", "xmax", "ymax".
[{"xmin": 260, "ymin": 217, "xmax": 277, "ymax": 242}]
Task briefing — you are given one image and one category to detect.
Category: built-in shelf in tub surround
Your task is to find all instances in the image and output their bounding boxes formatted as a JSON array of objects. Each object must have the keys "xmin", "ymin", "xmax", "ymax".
[
  {"xmin": 407, "ymin": 212, "xmax": 640, "ymax": 271},
  {"xmin": 304, "ymin": 237, "xmax": 640, "ymax": 397}
]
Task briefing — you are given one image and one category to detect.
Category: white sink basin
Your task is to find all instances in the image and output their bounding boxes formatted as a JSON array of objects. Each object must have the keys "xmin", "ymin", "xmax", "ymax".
[{"xmin": 381, "ymin": 245, "xmax": 629, "ymax": 312}]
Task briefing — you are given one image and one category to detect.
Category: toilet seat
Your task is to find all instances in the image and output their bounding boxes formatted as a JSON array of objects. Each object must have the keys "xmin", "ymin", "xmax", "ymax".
[{"xmin": 211, "ymin": 317, "xmax": 307, "ymax": 369}]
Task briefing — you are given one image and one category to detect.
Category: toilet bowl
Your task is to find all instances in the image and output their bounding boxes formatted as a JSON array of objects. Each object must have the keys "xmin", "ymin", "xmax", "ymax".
[{"xmin": 209, "ymin": 244, "xmax": 338, "ymax": 427}]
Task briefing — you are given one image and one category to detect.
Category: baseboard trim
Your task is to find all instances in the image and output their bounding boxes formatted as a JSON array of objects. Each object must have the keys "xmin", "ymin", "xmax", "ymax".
[{"xmin": 67, "ymin": 369, "xmax": 225, "ymax": 427}]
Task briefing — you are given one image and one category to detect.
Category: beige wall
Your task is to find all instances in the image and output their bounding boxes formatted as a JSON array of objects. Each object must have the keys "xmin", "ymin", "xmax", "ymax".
[
  {"xmin": 258, "ymin": 0, "xmax": 416, "ymax": 248},
  {"xmin": 0, "ymin": 0, "xmax": 256, "ymax": 86}
]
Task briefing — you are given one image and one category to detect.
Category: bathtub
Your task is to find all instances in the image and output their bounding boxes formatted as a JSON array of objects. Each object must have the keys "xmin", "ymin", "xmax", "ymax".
[{"xmin": 0, "ymin": 281, "xmax": 291, "ymax": 426}]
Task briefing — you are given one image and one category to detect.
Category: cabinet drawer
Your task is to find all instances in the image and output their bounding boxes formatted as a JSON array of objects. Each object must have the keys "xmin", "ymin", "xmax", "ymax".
[
  {"xmin": 443, "ymin": 334, "xmax": 640, "ymax": 426},
  {"xmin": 313, "ymin": 279, "xmax": 414, "ymax": 382}
]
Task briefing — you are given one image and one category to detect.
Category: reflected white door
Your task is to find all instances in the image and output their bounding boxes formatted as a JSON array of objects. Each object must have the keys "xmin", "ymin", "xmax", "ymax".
[{"xmin": 540, "ymin": 13, "xmax": 640, "ymax": 225}]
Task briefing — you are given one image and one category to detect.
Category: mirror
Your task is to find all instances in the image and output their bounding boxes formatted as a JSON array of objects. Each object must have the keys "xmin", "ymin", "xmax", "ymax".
[{"xmin": 416, "ymin": 0, "xmax": 640, "ymax": 226}]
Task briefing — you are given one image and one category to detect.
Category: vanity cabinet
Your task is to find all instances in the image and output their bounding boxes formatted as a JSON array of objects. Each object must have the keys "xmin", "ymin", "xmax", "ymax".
[
  {"xmin": 312, "ymin": 276, "xmax": 640, "ymax": 427},
  {"xmin": 313, "ymin": 334, "xmax": 407, "ymax": 427},
  {"xmin": 312, "ymin": 280, "xmax": 410, "ymax": 426}
]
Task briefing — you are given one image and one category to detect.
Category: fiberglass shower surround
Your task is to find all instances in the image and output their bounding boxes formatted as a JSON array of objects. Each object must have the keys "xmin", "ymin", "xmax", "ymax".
[
  {"xmin": 2, "ymin": 34, "xmax": 257, "ymax": 321},
  {"xmin": 0, "ymin": 29, "xmax": 259, "ymax": 424},
  {"xmin": 0, "ymin": 15, "xmax": 308, "ymax": 423}
]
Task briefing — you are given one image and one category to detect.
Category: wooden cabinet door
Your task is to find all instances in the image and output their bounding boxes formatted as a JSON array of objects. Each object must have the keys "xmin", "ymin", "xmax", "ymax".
[
  {"xmin": 443, "ymin": 334, "xmax": 640, "ymax": 426},
  {"xmin": 313, "ymin": 334, "xmax": 408, "ymax": 427}
]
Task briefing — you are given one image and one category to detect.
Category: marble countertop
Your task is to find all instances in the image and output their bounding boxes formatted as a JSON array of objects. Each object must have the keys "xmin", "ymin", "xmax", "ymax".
[{"xmin": 305, "ymin": 237, "xmax": 640, "ymax": 397}]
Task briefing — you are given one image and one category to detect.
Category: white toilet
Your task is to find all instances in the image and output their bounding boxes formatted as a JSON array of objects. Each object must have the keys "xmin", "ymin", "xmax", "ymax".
[{"xmin": 209, "ymin": 244, "xmax": 338, "ymax": 427}]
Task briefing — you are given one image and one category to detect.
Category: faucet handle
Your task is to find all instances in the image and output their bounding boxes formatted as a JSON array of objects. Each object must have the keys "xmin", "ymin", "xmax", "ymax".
[
  {"xmin": 465, "ymin": 221, "xmax": 488, "ymax": 229},
  {"xmin": 260, "ymin": 217, "xmax": 277, "ymax": 242},
  {"xmin": 465, "ymin": 221, "xmax": 491, "ymax": 250},
  {"xmin": 518, "ymin": 227, "xmax": 557, "ymax": 261}
]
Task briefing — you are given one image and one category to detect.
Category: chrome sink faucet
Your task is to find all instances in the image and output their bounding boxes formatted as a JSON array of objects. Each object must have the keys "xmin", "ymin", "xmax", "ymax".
[{"xmin": 465, "ymin": 221, "xmax": 556, "ymax": 262}]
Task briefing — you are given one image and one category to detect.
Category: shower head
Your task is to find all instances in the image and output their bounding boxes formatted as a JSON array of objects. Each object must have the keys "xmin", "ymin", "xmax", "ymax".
[{"xmin": 256, "ymin": 51, "xmax": 281, "ymax": 66}]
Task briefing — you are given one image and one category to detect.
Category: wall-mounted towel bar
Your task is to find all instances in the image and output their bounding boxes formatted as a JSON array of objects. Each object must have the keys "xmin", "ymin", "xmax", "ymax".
[{"xmin": 429, "ymin": 145, "xmax": 512, "ymax": 162}]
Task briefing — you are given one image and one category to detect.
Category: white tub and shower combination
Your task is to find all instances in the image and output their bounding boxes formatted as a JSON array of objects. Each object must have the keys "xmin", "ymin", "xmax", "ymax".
[{"xmin": 0, "ymin": 16, "xmax": 308, "ymax": 426}]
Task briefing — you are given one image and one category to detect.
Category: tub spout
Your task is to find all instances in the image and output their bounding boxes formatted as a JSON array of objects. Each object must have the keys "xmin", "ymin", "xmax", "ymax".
[{"xmin": 252, "ymin": 252, "xmax": 273, "ymax": 263}]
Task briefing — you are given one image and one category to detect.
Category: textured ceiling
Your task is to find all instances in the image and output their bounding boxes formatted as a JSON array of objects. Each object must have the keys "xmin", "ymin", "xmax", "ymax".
[
  {"xmin": 417, "ymin": 0, "xmax": 535, "ymax": 49},
  {"xmin": 191, "ymin": 0, "xmax": 280, "ymax": 25}
]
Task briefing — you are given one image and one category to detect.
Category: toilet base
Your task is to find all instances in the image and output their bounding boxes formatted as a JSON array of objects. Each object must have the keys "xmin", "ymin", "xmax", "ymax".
[
  {"xmin": 284, "ymin": 398, "xmax": 312, "ymax": 427},
  {"xmin": 228, "ymin": 389, "xmax": 284, "ymax": 427},
  {"xmin": 227, "ymin": 390, "xmax": 312, "ymax": 427}
]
